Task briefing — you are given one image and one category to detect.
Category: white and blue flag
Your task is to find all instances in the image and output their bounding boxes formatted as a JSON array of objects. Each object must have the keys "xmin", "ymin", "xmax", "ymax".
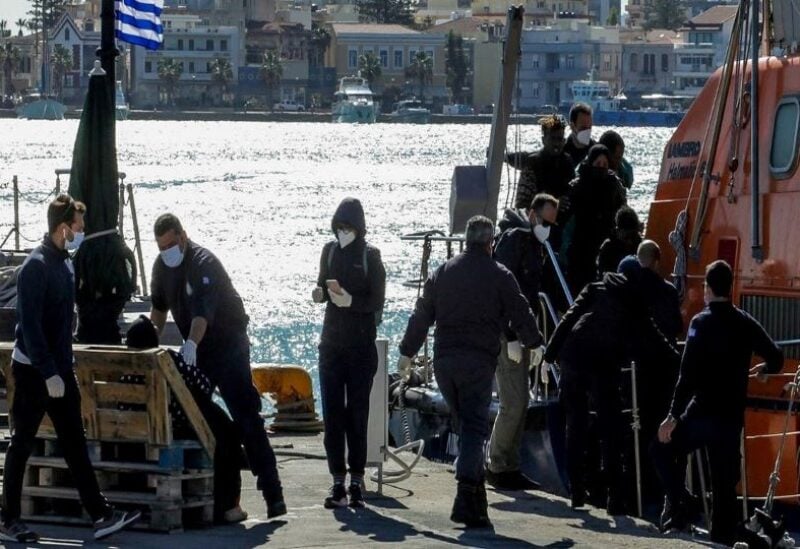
[{"xmin": 115, "ymin": 0, "xmax": 164, "ymax": 50}]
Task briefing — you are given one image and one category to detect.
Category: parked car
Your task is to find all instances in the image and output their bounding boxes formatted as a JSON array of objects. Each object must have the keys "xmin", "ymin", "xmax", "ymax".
[{"xmin": 273, "ymin": 99, "xmax": 305, "ymax": 112}]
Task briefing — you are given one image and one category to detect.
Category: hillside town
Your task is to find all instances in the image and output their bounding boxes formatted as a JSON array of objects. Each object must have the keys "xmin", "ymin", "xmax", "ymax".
[{"xmin": 0, "ymin": 0, "xmax": 738, "ymax": 113}]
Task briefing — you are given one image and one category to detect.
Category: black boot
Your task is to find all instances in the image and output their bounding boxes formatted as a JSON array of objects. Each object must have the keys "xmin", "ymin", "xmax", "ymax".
[
  {"xmin": 451, "ymin": 482, "xmax": 491, "ymax": 528},
  {"xmin": 474, "ymin": 482, "xmax": 492, "ymax": 528}
]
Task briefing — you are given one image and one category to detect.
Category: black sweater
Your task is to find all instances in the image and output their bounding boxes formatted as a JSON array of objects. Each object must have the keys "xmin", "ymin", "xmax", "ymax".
[{"xmin": 669, "ymin": 301, "xmax": 783, "ymax": 426}]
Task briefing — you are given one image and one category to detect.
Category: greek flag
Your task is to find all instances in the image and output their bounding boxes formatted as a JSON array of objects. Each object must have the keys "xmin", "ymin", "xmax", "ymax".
[{"xmin": 115, "ymin": 0, "xmax": 164, "ymax": 50}]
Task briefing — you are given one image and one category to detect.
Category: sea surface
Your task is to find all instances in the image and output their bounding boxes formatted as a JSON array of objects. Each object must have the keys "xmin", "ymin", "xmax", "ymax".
[{"xmin": 0, "ymin": 120, "xmax": 676, "ymax": 399}]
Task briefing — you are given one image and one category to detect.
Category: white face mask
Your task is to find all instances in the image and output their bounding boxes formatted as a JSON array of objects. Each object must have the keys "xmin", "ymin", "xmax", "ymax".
[
  {"xmin": 337, "ymin": 229, "xmax": 356, "ymax": 248},
  {"xmin": 533, "ymin": 224, "xmax": 551, "ymax": 244},
  {"xmin": 65, "ymin": 229, "xmax": 84, "ymax": 251},
  {"xmin": 576, "ymin": 129, "xmax": 592, "ymax": 146},
  {"xmin": 160, "ymin": 244, "xmax": 185, "ymax": 268}
]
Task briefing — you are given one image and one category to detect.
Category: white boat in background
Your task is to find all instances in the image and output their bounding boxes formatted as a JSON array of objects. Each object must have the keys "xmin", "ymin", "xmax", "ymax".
[
  {"xmin": 389, "ymin": 99, "xmax": 431, "ymax": 123},
  {"xmin": 115, "ymin": 81, "xmax": 129, "ymax": 121},
  {"xmin": 331, "ymin": 76, "xmax": 376, "ymax": 124},
  {"xmin": 16, "ymin": 93, "xmax": 67, "ymax": 120}
]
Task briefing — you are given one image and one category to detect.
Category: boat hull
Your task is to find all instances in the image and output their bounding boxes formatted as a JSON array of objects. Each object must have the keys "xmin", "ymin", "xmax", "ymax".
[
  {"xmin": 16, "ymin": 99, "xmax": 67, "ymax": 120},
  {"xmin": 388, "ymin": 111, "xmax": 431, "ymax": 124},
  {"xmin": 589, "ymin": 109, "xmax": 684, "ymax": 127},
  {"xmin": 332, "ymin": 104, "xmax": 376, "ymax": 124}
]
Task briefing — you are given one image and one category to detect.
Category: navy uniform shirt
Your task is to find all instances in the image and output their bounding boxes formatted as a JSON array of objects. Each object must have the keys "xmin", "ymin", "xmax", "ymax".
[{"xmin": 150, "ymin": 240, "xmax": 248, "ymax": 352}]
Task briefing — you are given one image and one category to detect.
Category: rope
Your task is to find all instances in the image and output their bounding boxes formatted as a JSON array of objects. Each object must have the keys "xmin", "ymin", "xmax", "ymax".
[{"xmin": 669, "ymin": 209, "xmax": 688, "ymax": 299}]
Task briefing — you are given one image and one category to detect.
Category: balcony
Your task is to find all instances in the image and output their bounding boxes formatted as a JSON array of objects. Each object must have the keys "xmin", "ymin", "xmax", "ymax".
[{"xmin": 674, "ymin": 42, "xmax": 715, "ymax": 54}]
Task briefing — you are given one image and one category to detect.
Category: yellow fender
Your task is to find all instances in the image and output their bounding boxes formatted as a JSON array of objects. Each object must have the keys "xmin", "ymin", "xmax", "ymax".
[{"xmin": 251, "ymin": 364, "xmax": 323, "ymax": 432}]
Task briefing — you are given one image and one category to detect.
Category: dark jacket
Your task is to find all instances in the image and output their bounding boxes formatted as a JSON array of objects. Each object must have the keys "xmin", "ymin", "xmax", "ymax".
[
  {"xmin": 14, "ymin": 236, "xmax": 74, "ymax": 378},
  {"xmin": 317, "ymin": 198, "xmax": 386, "ymax": 348},
  {"xmin": 564, "ymin": 136, "xmax": 597, "ymax": 167},
  {"xmin": 494, "ymin": 209, "xmax": 544, "ymax": 340},
  {"xmin": 596, "ymin": 233, "xmax": 642, "ymax": 277},
  {"xmin": 151, "ymin": 240, "xmax": 249, "ymax": 354},
  {"xmin": 669, "ymin": 301, "xmax": 783, "ymax": 426},
  {"xmin": 399, "ymin": 248, "xmax": 542, "ymax": 362},
  {"xmin": 506, "ymin": 150, "xmax": 575, "ymax": 210},
  {"xmin": 544, "ymin": 272, "xmax": 678, "ymax": 369},
  {"xmin": 640, "ymin": 268, "xmax": 683, "ymax": 343}
]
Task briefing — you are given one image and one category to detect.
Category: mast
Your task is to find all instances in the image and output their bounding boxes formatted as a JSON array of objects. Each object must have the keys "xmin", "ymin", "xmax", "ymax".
[
  {"xmin": 483, "ymin": 5, "xmax": 524, "ymax": 222},
  {"xmin": 750, "ymin": 0, "xmax": 762, "ymax": 260}
]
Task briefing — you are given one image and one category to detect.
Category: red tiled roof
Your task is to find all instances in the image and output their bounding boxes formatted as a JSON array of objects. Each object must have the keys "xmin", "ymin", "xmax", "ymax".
[
  {"xmin": 689, "ymin": 5, "xmax": 738, "ymax": 26},
  {"xmin": 331, "ymin": 23, "xmax": 420, "ymax": 35}
]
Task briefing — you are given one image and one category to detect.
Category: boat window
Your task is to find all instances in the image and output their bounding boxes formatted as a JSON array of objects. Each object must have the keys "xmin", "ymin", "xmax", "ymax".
[{"xmin": 769, "ymin": 98, "xmax": 800, "ymax": 177}]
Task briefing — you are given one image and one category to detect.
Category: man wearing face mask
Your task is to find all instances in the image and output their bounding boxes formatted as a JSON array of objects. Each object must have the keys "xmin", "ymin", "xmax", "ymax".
[
  {"xmin": 506, "ymin": 115, "xmax": 575, "ymax": 211},
  {"xmin": 486, "ymin": 194, "xmax": 557, "ymax": 491},
  {"xmin": 1, "ymin": 195, "xmax": 141, "ymax": 543},
  {"xmin": 563, "ymin": 103, "xmax": 596, "ymax": 167},
  {"xmin": 149, "ymin": 214, "xmax": 286, "ymax": 519},
  {"xmin": 311, "ymin": 197, "xmax": 386, "ymax": 509}
]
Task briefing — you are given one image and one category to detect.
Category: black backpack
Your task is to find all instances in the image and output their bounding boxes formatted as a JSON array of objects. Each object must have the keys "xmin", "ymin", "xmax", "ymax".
[{"xmin": 327, "ymin": 243, "xmax": 383, "ymax": 327}]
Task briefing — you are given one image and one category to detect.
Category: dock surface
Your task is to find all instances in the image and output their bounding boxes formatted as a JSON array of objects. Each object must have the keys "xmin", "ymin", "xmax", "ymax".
[{"xmin": 11, "ymin": 432, "xmax": 723, "ymax": 548}]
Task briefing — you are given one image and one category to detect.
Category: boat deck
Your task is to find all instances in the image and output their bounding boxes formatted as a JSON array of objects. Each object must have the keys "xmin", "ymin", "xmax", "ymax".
[{"xmin": 19, "ymin": 432, "xmax": 717, "ymax": 548}]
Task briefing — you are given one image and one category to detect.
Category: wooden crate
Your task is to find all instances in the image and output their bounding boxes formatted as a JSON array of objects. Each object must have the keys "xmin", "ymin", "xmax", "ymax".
[{"xmin": 0, "ymin": 344, "xmax": 218, "ymax": 532}]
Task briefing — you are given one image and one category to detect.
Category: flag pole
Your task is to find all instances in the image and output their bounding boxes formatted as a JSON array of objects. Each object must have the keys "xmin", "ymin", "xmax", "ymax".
[{"xmin": 100, "ymin": 0, "xmax": 118, "ymax": 100}]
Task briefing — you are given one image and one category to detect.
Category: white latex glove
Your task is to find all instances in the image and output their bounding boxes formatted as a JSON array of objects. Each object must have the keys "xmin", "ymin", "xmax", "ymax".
[
  {"xmin": 311, "ymin": 286, "xmax": 324, "ymax": 303},
  {"xmin": 530, "ymin": 345, "xmax": 545, "ymax": 368},
  {"xmin": 541, "ymin": 361, "xmax": 553, "ymax": 384},
  {"xmin": 329, "ymin": 287, "xmax": 353, "ymax": 308},
  {"xmin": 506, "ymin": 340, "xmax": 523, "ymax": 363},
  {"xmin": 181, "ymin": 340, "xmax": 198, "ymax": 366},
  {"xmin": 45, "ymin": 374, "xmax": 65, "ymax": 398},
  {"xmin": 397, "ymin": 355, "xmax": 413, "ymax": 381}
]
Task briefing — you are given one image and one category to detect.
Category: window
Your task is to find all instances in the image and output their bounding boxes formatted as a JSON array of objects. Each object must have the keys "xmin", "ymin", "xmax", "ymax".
[
  {"xmin": 189, "ymin": 61, "xmax": 195, "ymax": 73},
  {"xmin": 85, "ymin": 20, "xmax": 94, "ymax": 32},
  {"xmin": 394, "ymin": 50, "xmax": 403, "ymax": 68},
  {"xmin": 532, "ymin": 83, "xmax": 540, "ymax": 98},
  {"xmin": 348, "ymin": 49, "xmax": 357, "ymax": 68},
  {"xmin": 145, "ymin": 61, "xmax": 152, "ymax": 73},
  {"xmin": 409, "ymin": 49, "xmax": 416, "ymax": 64},
  {"xmin": 178, "ymin": 39, "xmax": 184, "ymax": 50},
  {"xmin": 769, "ymin": 98, "xmax": 800, "ymax": 176},
  {"xmin": 189, "ymin": 39, "xmax": 194, "ymax": 51},
  {"xmin": 206, "ymin": 39, "xmax": 213, "ymax": 51},
  {"xmin": 379, "ymin": 49, "xmax": 388, "ymax": 68},
  {"xmin": 661, "ymin": 53, "xmax": 670, "ymax": 72},
  {"xmin": 426, "ymin": 49, "xmax": 434, "ymax": 63},
  {"xmin": 603, "ymin": 54, "xmax": 611, "ymax": 71},
  {"xmin": 72, "ymin": 45, "xmax": 80, "ymax": 70},
  {"xmin": 531, "ymin": 54, "xmax": 540, "ymax": 69},
  {"xmin": 630, "ymin": 52, "xmax": 638, "ymax": 72},
  {"xmin": 65, "ymin": 28, "xmax": 70, "ymax": 41},
  {"xmin": 566, "ymin": 55, "xmax": 575, "ymax": 69},
  {"xmin": 221, "ymin": 39, "xmax": 227, "ymax": 51}
]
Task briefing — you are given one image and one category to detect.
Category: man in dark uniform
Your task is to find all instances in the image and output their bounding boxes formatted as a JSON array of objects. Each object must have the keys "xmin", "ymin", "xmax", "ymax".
[
  {"xmin": 486, "ymin": 194, "xmax": 558, "ymax": 490},
  {"xmin": 506, "ymin": 115, "xmax": 575, "ymax": 211},
  {"xmin": 652, "ymin": 260, "xmax": 783, "ymax": 546},
  {"xmin": 1, "ymin": 195, "xmax": 140, "ymax": 543},
  {"xmin": 543, "ymin": 259, "xmax": 678, "ymax": 514},
  {"xmin": 563, "ymin": 102, "xmax": 596, "ymax": 167},
  {"xmin": 149, "ymin": 214, "xmax": 285, "ymax": 518},
  {"xmin": 398, "ymin": 215, "xmax": 543, "ymax": 528}
]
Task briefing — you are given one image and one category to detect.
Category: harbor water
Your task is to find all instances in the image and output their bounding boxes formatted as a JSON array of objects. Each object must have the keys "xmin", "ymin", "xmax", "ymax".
[{"xmin": 0, "ymin": 120, "xmax": 676, "ymax": 400}]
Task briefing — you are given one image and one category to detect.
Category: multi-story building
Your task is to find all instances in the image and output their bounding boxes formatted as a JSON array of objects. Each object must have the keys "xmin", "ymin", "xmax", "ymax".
[
  {"xmin": 4, "ymin": 32, "xmax": 39, "ymax": 96},
  {"xmin": 47, "ymin": 11, "xmax": 101, "ymax": 104},
  {"xmin": 518, "ymin": 19, "xmax": 621, "ymax": 111},
  {"xmin": 328, "ymin": 24, "xmax": 447, "ymax": 104},
  {"xmin": 130, "ymin": 10, "xmax": 243, "ymax": 107},
  {"xmin": 619, "ymin": 28, "xmax": 677, "ymax": 102},
  {"xmin": 673, "ymin": 4, "xmax": 736, "ymax": 96},
  {"xmin": 470, "ymin": 0, "xmax": 589, "ymax": 27}
]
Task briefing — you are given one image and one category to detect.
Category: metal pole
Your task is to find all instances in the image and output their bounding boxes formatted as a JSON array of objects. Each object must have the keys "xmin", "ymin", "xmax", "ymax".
[
  {"xmin": 750, "ymin": 0, "xmax": 762, "ymax": 261},
  {"xmin": 630, "ymin": 361, "xmax": 643, "ymax": 518},
  {"xmin": 118, "ymin": 183, "xmax": 125, "ymax": 237},
  {"xmin": 740, "ymin": 430, "xmax": 749, "ymax": 520},
  {"xmin": 544, "ymin": 240, "xmax": 573, "ymax": 306},
  {"xmin": 126, "ymin": 184, "xmax": 148, "ymax": 295},
  {"xmin": 12, "ymin": 176, "xmax": 19, "ymax": 250},
  {"xmin": 100, "ymin": 0, "xmax": 118, "ymax": 99}
]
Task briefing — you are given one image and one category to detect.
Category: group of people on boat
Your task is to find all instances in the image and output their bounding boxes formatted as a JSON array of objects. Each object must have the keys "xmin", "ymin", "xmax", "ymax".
[{"xmin": 0, "ymin": 102, "xmax": 785, "ymax": 548}]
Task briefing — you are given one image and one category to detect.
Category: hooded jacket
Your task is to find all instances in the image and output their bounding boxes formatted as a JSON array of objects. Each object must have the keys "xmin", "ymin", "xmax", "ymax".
[
  {"xmin": 494, "ymin": 208, "xmax": 544, "ymax": 317},
  {"xmin": 14, "ymin": 236, "xmax": 75, "ymax": 378},
  {"xmin": 506, "ymin": 150, "xmax": 575, "ymax": 210},
  {"xmin": 544, "ymin": 272, "xmax": 678, "ymax": 369},
  {"xmin": 317, "ymin": 198, "xmax": 386, "ymax": 348},
  {"xmin": 399, "ymin": 247, "xmax": 542, "ymax": 362}
]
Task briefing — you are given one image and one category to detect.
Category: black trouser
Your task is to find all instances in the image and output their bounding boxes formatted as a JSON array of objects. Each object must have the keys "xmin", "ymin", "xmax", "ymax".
[
  {"xmin": 559, "ymin": 363, "xmax": 624, "ymax": 504},
  {"xmin": 650, "ymin": 415, "xmax": 741, "ymax": 546},
  {"xmin": 434, "ymin": 353, "xmax": 494, "ymax": 486},
  {"xmin": 198, "ymin": 333, "xmax": 282, "ymax": 501},
  {"xmin": 318, "ymin": 342, "xmax": 377, "ymax": 478},
  {"xmin": 1, "ymin": 362, "xmax": 112, "ymax": 523}
]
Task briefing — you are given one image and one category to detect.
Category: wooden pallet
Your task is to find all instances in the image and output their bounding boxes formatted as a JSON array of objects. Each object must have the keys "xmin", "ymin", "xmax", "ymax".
[{"xmin": 0, "ymin": 344, "xmax": 219, "ymax": 532}]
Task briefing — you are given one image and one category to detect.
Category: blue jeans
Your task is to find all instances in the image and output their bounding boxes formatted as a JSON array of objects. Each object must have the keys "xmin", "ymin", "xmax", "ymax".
[{"xmin": 434, "ymin": 353, "xmax": 495, "ymax": 485}]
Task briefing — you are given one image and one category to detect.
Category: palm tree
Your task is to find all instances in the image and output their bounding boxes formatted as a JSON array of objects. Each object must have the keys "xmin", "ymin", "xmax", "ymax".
[
  {"xmin": 15, "ymin": 19, "xmax": 27, "ymax": 35},
  {"xmin": 406, "ymin": 51, "xmax": 433, "ymax": 101},
  {"xmin": 51, "ymin": 44, "xmax": 71, "ymax": 100},
  {"xmin": 260, "ymin": 50, "xmax": 282, "ymax": 111},
  {"xmin": 0, "ymin": 43, "xmax": 21, "ymax": 97},
  {"xmin": 209, "ymin": 57, "xmax": 233, "ymax": 105},
  {"xmin": 0, "ymin": 20, "xmax": 8, "ymax": 39},
  {"xmin": 358, "ymin": 51, "xmax": 382, "ymax": 88},
  {"xmin": 309, "ymin": 23, "xmax": 331, "ymax": 68},
  {"xmin": 157, "ymin": 57, "xmax": 182, "ymax": 107}
]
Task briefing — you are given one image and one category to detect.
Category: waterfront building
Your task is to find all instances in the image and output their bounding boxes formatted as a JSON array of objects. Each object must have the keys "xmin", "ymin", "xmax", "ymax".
[
  {"xmin": 47, "ymin": 12, "xmax": 101, "ymax": 105},
  {"xmin": 3, "ymin": 33, "xmax": 38, "ymax": 97},
  {"xmin": 673, "ymin": 5, "xmax": 736, "ymax": 97},
  {"xmin": 518, "ymin": 19, "xmax": 621, "ymax": 111},
  {"xmin": 130, "ymin": 10, "xmax": 243, "ymax": 108},
  {"xmin": 328, "ymin": 24, "xmax": 447, "ymax": 106},
  {"xmin": 619, "ymin": 28, "xmax": 678, "ymax": 104},
  {"xmin": 469, "ymin": 0, "xmax": 589, "ymax": 26}
]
